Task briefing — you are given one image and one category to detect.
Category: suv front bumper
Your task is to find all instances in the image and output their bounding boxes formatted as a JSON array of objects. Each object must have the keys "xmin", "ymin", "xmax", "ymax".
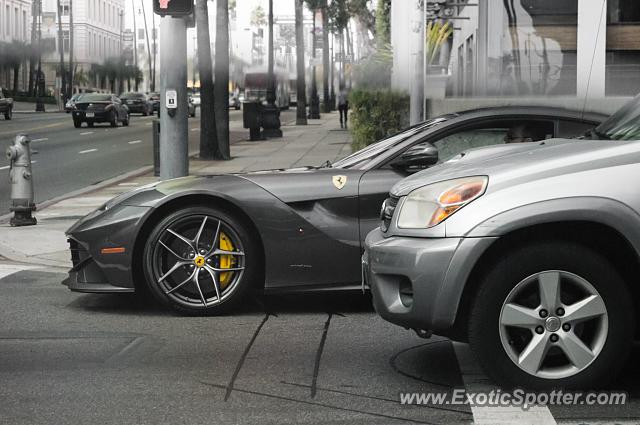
[{"xmin": 363, "ymin": 228, "xmax": 496, "ymax": 333}]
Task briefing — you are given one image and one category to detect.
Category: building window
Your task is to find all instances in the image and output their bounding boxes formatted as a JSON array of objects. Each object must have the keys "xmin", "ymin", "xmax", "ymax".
[
  {"xmin": 5, "ymin": 5, "xmax": 10, "ymax": 37},
  {"xmin": 138, "ymin": 28, "xmax": 145, "ymax": 40},
  {"xmin": 23, "ymin": 10, "xmax": 27, "ymax": 40}
]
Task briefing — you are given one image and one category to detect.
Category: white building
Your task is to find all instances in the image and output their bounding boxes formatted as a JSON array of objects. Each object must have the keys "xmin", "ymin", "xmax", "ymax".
[
  {"xmin": 391, "ymin": 0, "xmax": 640, "ymax": 117},
  {"xmin": 40, "ymin": 0, "xmax": 125, "ymax": 94},
  {"xmin": 124, "ymin": 0, "xmax": 158, "ymax": 93},
  {"xmin": 0, "ymin": 0, "xmax": 32, "ymax": 92}
]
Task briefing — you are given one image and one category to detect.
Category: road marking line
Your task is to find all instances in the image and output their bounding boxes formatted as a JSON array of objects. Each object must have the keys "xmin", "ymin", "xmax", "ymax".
[
  {"xmin": 80, "ymin": 131, "xmax": 94, "ymax": 135},
  {"xmin": 128, "ymin": 140, "xmax": 142, "ymax": 144},
  {"xmin": 453, "ymin": 342, "xmax": 557, "ymax": 425},
  {"xmin": 145, "ymin": 122, "xmax": 152, "ymax": 126},
  {"xmin": 31, "ymin": 138, "xmax": 48, "ymax": 142},
  {"xmin": 78, "ymin": 149, "xmax": 98, "ymax": 154},
  {"xmin": 118, "ymin": 182, "xmax": 139, "ymax": 186},
  {"xmin": 0, "ymin": 165, "xmax": 9, "ymax": 170},
  {"xmin": 191, "ymin": 128, "xmax": 200, "ymax": 132}
]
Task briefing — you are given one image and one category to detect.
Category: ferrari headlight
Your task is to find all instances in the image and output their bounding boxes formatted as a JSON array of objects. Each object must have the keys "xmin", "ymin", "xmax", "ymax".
[{"xmin": 396, "ymin": 176, "xmax": 488, "ymax": 229}]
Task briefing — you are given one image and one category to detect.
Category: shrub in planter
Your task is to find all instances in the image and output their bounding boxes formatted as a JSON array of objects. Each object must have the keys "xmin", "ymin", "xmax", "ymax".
[{"xmin": 349, "ymin": 89, "xmax": 409, "ymax": 151}]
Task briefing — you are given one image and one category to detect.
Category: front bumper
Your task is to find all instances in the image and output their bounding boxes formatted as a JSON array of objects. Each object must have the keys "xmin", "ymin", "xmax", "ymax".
[
  {"xmin": 125, "ymin": 103, "xmax": 146, "ymax": 113},
  {"xmin": 363, "ymin": 228, "xmax": 496, "ymax": 333},
  {"xmin": 63, "ymin": 205, "xmax": 151, "ymax": 293}
]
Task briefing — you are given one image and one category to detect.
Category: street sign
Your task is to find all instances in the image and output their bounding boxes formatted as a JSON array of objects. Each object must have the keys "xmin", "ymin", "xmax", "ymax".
[{"xmin": 153, "ymin": 0, "xmax": 193, "ymax": 16}]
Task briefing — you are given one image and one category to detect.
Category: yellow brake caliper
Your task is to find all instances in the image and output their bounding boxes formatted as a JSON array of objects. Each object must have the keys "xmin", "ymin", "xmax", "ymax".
[{"xmin": 218, "ymin": 232, "xmax": 236, "ymax": 289}]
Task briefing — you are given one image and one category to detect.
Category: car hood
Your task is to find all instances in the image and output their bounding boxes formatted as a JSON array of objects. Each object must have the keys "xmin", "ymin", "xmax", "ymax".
[{"xmin": 391, "ymin": 138, "xmax": 638, "ymax": 197}]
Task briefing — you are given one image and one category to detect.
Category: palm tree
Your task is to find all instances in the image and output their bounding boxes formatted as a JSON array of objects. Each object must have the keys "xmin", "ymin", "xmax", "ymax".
[
  {"xmin": 67, "ymin": 0, "xmax": 74, "ymax": 98},
  {"xmin": 305, "ymin": 0, "xmax": 323, "ymax": 118},
  {"xmin": 321, "ymin": 0, "xmax": 330, "ymax": 112},
  {"xmin": 140, "ymin": 0, "xmax": 154, "ymax": 91},
  {"xmin": 195, "ymin": 0, "xmax": 218, "ymax": 159},
  {"xmin": 56, "ymin": 0, "xmax": 66, "ymax": 99},
  {"xmin": 295, "ymin": 0, "xmax": 307, "ymax": 125},
  {"xmin": 215, "ymin": 0, "xmax": 230, "ymax": 159}
]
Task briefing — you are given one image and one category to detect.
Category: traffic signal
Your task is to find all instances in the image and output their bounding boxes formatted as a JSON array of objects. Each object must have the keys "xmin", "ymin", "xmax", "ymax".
[{"xmin": 153, "ymin": 0, "xmax": 193, "ymax": 16}]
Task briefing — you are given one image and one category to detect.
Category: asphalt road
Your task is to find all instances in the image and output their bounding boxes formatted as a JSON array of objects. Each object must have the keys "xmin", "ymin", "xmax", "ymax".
[
  {"xmin": 1, "ymin": 263, "xmax": 640, "ymax": 424},
  {"xmin": 0, "ymin": 109, "xmax": 257, "ymax": 215}
]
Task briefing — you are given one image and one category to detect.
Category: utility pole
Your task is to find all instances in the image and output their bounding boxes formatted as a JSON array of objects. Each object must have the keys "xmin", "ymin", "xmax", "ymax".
[
  {"xmin": 68, "ymin": 0, "xmax": 74, "ymax": 99},
  {"xmin": 321, "ymin": 0, "xmax": 330, "ymax": 112},
  {"xmin": 152, "ymin": 10, "xmax": 157, "ymax": 91},
  {"xmin": 159, "ymin": 16, "xmax": 189, "ymax": 179}
]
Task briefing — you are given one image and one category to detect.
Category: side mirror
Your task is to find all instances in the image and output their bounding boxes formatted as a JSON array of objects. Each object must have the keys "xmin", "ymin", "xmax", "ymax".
[{"xmin": 392, "ymin": 143, "xmax": 439, "ymax": 172}]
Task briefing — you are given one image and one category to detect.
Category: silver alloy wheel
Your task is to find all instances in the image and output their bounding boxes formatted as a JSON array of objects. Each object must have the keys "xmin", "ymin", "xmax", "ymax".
[
  {"xmin": 151, "ymin": 215, "xmax": 246, "ymax": 309},
  {"xmin": 499, "ymin": 270, "xmax": 608, "ymax": 380}
]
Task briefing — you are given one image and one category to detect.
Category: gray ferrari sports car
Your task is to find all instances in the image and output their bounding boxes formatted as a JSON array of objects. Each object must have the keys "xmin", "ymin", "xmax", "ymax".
[{"xmin": 64, "ymin": 106, "xmax": 604, "ymax": 314}]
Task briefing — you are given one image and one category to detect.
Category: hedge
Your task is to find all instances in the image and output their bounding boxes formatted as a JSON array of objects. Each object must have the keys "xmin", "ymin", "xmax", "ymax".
[{"xmin": 348, "ymin": 89, "xmax": 410, "ymax": 151}]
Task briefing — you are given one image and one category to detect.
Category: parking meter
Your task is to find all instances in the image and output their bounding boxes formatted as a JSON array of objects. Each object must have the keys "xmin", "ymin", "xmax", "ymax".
[{"xmin": 166, "ymin": 89, "xmax": 177, "ymax": 117}]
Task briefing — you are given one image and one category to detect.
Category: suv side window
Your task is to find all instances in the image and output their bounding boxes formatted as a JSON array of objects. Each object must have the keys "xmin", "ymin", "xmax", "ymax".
[{"xmin": 432, "ymin": 119, "xmax": 555, "ymax": 163}]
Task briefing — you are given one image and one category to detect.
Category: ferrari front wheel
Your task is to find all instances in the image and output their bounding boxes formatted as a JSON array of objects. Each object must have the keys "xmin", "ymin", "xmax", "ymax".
[{"xmin": 143, "ymin": 206, "xmax": 258, "ymax": 315}]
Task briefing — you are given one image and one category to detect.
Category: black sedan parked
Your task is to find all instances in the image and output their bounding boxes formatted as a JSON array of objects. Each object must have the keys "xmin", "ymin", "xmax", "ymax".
[
  {"xmin": 120, "ymin": 92, "xmax": 153, "ymax": 115},
  {"xmin": 71, "ymin": 93, "xmax": 130, "ymax": 128},
  {"xmin": 64, "ymin": 107, "xmax": 604, "ymax": 314}
]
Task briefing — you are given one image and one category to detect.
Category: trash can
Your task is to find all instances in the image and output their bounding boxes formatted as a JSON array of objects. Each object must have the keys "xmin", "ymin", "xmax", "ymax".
[{"xmin": 242, "ymin": 101, "xmax": 263, "ymax": 141}]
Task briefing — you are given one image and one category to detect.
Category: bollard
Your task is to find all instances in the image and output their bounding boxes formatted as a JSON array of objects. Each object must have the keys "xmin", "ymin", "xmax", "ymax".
[{"xmin": 6, "ymin": 133, "xmax": 37, "ymax": 226}]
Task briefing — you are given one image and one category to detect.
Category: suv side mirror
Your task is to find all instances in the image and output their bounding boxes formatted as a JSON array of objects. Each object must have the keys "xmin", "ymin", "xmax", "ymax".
[{"xmin": 392, "ymin": 143, "xmax": 439, "ymax": 172}]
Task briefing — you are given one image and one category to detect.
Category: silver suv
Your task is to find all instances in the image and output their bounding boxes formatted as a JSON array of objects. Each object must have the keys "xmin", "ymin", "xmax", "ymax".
[{"xmin": 363, "ymin": 95, "xmax": 640, "ymax": 390}]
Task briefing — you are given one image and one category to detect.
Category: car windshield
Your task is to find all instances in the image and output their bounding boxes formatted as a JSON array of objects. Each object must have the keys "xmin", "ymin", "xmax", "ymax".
[
  {"xmin": 121, "ymin": 93, "xmax": 144, "ymax": 98},
  {"xmin": 78, "ymin": 94, "xmax": 112, "ymax": 102},
  {"xmin": 332, "ymin": 115, "xmax": 454, "ymax": 169},
  {"xmin": 594, "ymin": 93, "xmax": 640, "ymax": 140}
]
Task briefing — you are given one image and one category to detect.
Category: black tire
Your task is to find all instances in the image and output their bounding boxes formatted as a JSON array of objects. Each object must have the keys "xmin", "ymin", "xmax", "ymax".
[
  {"xmin": 110, "ymin": 111, "xmax": 118, "ymax": 127},
  {"xmin": 143, "ymin": 106, "xmax": 149, "ymax": 116},
  {"xmin": 73, "ymin": 119, "xmax": 82, "ymax": 128},
  {"xmin": 5, "ymin": 107, "xmax": 12, "ymax": 120},
  {"xmin": 469, "ymin": 241, "xmax": 634, "ymax": 390},
  {"xmin": 142, "ymin": 206, "xmax": 260, "ymax": 315},
  {"xmin": 123, "ymin": 113, "xmax": 130, "ymax": 126}
]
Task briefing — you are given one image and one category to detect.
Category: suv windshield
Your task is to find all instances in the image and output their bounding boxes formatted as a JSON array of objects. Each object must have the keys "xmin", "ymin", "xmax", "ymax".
[
  {"xmin": 594, "ymin": 94, "xmax": 640, "ymax": 140},
  {"xmin": 121, "ymin": 92, "xmax": 144, "ymax": 98},
  {"xmin": 332, "ymin": 115, "xmax": 455, "ymax": 169}
]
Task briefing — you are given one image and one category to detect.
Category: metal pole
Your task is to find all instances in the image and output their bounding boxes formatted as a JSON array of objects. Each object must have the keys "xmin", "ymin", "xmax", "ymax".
[
  {"xmin": 159, "ymin": 16, "xmax": 189, "ymax": 180},
  {"xmin": 423, "ymin": 0, "xmax": 427, "ymax": 121}
]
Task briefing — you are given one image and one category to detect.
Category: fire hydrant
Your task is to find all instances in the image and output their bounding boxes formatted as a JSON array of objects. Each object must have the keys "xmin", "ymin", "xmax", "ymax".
[{"xmin": 6, "ymin": 133, "xmax": 37, "ymax": 226}]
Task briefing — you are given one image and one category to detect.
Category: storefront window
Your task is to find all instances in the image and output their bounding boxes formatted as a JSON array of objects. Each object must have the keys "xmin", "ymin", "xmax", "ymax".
[{"xmin": 606, "ymin": 1, "xmax": 640, "ymax": 95}]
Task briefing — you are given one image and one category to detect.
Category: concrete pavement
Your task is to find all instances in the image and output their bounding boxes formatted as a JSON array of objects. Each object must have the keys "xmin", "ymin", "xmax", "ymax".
[{"xmin": 0, "ymin": 112, "xmax": 351, "ymax": 269}]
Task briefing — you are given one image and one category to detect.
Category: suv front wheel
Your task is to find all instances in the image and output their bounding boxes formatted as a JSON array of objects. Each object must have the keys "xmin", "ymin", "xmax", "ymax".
[{"xmin": 469, "ymin": 241, "xmax": 634, "ymax": 390}]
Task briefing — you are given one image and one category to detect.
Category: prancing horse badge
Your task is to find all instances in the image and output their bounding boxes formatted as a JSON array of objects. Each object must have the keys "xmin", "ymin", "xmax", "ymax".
[{"xmin": 332, "ymin": 175, "xmax": 347, "ymax": 190}]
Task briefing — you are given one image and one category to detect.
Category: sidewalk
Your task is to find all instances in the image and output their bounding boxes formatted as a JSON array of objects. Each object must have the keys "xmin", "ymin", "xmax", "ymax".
[{"xmin": 0, "ymin": 112, "xmax": 352, "ymax": 269}]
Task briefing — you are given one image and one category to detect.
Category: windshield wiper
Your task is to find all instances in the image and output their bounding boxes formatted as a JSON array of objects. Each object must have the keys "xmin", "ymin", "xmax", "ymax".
[{"xmin": 319, "ymin": 160, "xmax": 332, "ymax": 168}]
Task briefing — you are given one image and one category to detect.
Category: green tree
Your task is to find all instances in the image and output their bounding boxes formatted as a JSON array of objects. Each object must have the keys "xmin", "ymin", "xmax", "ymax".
[{"xmin": 375, "ymin": 0, "xmax": 391, "ymax": 47}]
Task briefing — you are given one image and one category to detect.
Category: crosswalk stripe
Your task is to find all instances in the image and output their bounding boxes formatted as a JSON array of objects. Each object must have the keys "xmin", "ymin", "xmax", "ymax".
[
  {"xmin": 453, "ymin": 342, "xmax": 557, "ymax": 425},
  {"xmin": 0, "ymin": 264, "xmax": 40, "ymax": 280}
]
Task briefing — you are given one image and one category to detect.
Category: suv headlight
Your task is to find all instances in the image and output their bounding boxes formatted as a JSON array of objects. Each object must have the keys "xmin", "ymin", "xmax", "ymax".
[{"xmin": 396, "ymin": 176, "xmax": 488, "ymax": 229}]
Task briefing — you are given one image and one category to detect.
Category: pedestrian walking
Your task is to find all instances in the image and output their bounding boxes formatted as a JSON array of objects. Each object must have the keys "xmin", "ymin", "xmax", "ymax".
[{"xmin": 338, "ymin": 89, "xmax": 349, "ymax": 129}]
